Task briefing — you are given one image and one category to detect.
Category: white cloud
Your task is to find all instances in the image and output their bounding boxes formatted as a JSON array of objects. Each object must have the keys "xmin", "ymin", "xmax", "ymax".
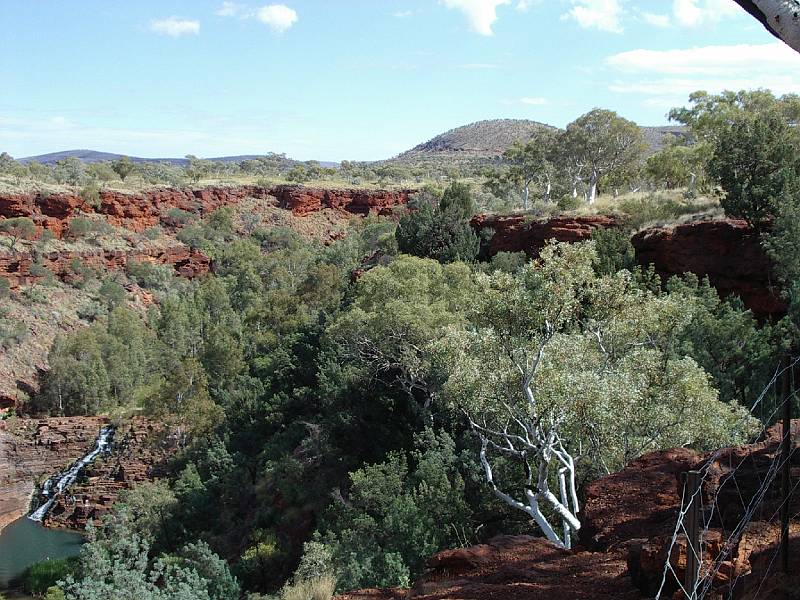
[
  {"xmin": 672, "ymin": 0, "xmax": 739, "ymax": 27},
  {"xmin": 440, "ymin": 0, "xmax": 511, "ymax": 36},
  {"xmin": 217, "ymin": 3, "xmax": 298, "ymax": 32},
  {"xmin": 149, "ymin": 17, "xmax": 200, "ymax": 37},
  {"xmin": 215, "ymin": 2, "xmax": 243, "ymax": 17},
  {"xmin": 564, "ymin": 0, "xmax": 624, "ymax": 33},
  {"xmin": 393, "ymin": 10, "xmax": 414, "ymax": 18},
  {"xmin": 605, "ymin": 42, "xmax": 800, "ymax": 107},
  {"xmin": 520, "ymin": 96, "xmax": 548, "ymax": 105},
  {"xmin": 255, "ymin": 4, "xmax": 298, "ymax": 32},
  {"xmin": 606, "ymin": 42, "xmax": 800, "ymax": 75},
  {"xmin": 643, "ymin": 12, "xmax": 670, "ymax": 27},
  {"xmin": 516, "ymin": 0, "xmax": 540, "ymax": 10}
]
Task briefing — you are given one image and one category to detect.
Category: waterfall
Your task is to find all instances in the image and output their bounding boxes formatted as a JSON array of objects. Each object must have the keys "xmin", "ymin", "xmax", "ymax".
[{"xmin": 29, "ymin": 426, "xmax": 115, "ymax": 522}]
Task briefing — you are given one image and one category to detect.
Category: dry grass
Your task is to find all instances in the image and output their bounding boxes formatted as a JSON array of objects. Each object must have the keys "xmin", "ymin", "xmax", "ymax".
[{"xmin": 281, "ymin": 575, "xmax": 337, "ymax": 600}]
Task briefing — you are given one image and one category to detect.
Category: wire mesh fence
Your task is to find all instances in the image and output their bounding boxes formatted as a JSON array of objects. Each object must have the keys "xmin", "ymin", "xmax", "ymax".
[{"xmin": 653, "ymin": 357, "xmax": 799, "ymax": 600}]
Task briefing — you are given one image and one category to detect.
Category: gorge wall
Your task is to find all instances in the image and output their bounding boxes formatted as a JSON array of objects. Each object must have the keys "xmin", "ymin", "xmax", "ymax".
[
  {"xmin": 631, "ymin": 219, "xmax": 785, "ymax": 318},
  {"xmin": 0, "ymin": 184, "xmax": 414, "ymax": 238},
  {"xmin": 471, "ymin": 213, "xmax": 618, "ymax": 257},
  {"xmin": 473, "ymin": 214, "xmax": 785, "ymax": 319},
  {"xmin": 0, "ymin": 184, "xmax": 414, "ymax": 289}
]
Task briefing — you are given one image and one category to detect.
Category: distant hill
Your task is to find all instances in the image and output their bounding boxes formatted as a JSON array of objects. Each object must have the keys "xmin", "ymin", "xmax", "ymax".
[
  {"xmin": 18, "ymin": 150, "xmax": 338, "ymax": 169},
  {"xmin": 398, "ymin": 119, "xmax": 557, "ymax": 160},
  {"xmin": 381, "ymin": 119, "xmax": 688, "ymax": 174}
]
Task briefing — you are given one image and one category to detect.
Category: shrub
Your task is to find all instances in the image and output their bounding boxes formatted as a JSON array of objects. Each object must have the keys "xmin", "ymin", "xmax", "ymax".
[
  {"xmin": 166, "ymin": 208, "xmax": 194, "ymax": 226},
  {"xmin": 21, "ymin": 557, "xmax": 77, "ymax": 595},
  {"xmin": 143, "ymin": 226, "xmax": 162, "ymax": 240},
  {"xmin": 68, "ymin": 217, "xmax": 95, "ymax": 239},
  {"xmin": 0, "ymin": 217, "xmax": 37, "ymax": 252},
  {"xmin": 127, "ymin": 260, "xmax": 173, "ymax": 290},
  {"xmin": 487, "ymin": 251, "xmax": 528, "ymax": 273},
  {"xmin": 0, "ymin": 318, "xmax": 27, "ymax": 349},
  {"xmin": 556, "ymin": 195, "xmax": 582, "ymax": 211},
  {"xmin": 0, "ymin": 277, "xmax": 9, "ymax": 299},
  {"xmin": 592, "ymin": 227, "xmax": 637, "ymax": 275},
  {"xmin": 80, "ymin": 182, "xmax": 101, "ymax": 208},
  {"xmin": 22, "ymin": 286, "xmax": 48, "ymax": 304},
  {"xmin": 98, "ymin": 278, "xmax": 126, "ymax": 308}
]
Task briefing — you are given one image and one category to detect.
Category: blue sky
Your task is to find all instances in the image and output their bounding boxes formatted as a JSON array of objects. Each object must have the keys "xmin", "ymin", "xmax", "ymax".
[{"xmin": 2, "ymin": 0, "xmax": 800, "ymax": 161}]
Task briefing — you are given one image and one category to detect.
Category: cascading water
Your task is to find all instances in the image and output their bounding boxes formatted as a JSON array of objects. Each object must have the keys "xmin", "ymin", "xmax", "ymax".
[{"xmin": 29, "ymin": 426, "xmax": 115, "ymax": 522}]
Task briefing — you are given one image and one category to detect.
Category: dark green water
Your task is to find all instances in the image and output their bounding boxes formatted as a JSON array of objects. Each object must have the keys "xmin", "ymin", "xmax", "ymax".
[{"xmin": 0, "ymin": 518, "xmax": 83, "ymax": 589}]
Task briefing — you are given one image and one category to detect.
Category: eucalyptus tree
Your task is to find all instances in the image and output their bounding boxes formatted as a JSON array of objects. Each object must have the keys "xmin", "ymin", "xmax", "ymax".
[
  {"xmin": 485, "ymin": 129, "xmax": 558, "ymax": 209},
  {"xmin": 557, "ymin": 109, "xmax": 647, "ymax": 204},
  {"xmin": 437, "ymin": 241, "xmax": 756, "ymax": 548}
]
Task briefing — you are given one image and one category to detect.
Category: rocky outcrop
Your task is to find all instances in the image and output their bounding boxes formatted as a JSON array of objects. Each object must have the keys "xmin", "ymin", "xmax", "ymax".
[
  {"xmin": 404, "ymin": 535, "xmax": 640, "ymax": 600},
  {"xmin": 632, "ymin": 219, "xmax": 786, "ymax": 318},
  {"xmin": 471, "ymin": 214, "xmax": 618, "ymax": 258},
  {"xmin": 271, "ymin": 185, "xmax": 414, "ymax": 217},
  {"xmin": 613, "ymin": 421, "xmax": 800, "ymax": 598},
  {"xmin": 0, "ymin": 186, "xmax": 273, "ymax": 236},
  {"xmin": 0, "ymin": 417, "xmax": 108, "ymax": 532},
  {"xmin": 0, "ymin": 245, "xmax": 210, "ymax": 288}
]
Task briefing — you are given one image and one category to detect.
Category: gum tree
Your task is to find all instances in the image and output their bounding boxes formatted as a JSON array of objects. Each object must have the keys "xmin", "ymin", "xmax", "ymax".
[
  {"xmin": 558, "ymin": 109, "xmax": 647, "ymax": 204},
  {"xmin": 438, "ymin": 242, "xmax": 756, "ymax": 548}
]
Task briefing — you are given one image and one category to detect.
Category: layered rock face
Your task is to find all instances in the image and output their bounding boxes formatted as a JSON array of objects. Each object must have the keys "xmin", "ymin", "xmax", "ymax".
[
  {"xmin": 271, "ymin": 185, "xmax": 414, "ymax": 217},
  {"xmin": 0, "ymin": 184, "xmax": 414, "ymax": 238},
  {"xmin": 470, "ymin": 214, "xmax": 617, "ymax": 257},
  {"xmin": 632, "ymin": 219, "xmax": 785, "ymax": 318},
  {"xmin": 0, "ymin": 245, "xmax": 210, "ymax": 289},
  {"xmin": 0, "ymin": 186, "xmax": 274, "ymax": 236},
  {"xmin": 0, "ymin": 417, "xmax": 108, "ymax": 532}
]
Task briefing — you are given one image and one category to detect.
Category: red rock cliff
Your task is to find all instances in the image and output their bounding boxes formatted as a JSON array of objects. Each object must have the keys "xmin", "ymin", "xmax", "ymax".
[
  {"xmin": 470, "ymin": 214, "xmax": 618, "ymax": 257},
  {"xmin": 0, "ymin": 184, "xmax": 414, "ymax": 237},
  {"xmin": 631, "ymin": 219, "xmax": 785, "ymax": 318},
  {"xmin": 271, "ymin": 185, "xmax": 414, "ymax": 216},
  {"xmin": 0, "ymin": 245, "xmax": 210, "ymax": 289}
]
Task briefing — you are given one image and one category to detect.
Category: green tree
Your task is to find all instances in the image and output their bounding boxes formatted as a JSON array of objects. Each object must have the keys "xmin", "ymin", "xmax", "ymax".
[
  {"xmin": 707, "ymin": 109, "xmax": 800, "ymax": 227},
  {"xmin": 396, "ymin": 184, "xmax": 479, "ymax": 263},
  {"xmin": 111, "ymin": 156, "xmax": 135, "ymax": 181},
  {"xmin": 40, "ymin": 329, "xmax": 111, "ymax": 415},
  {"xmin": 185, "ymin": 155, "xmax": 211, "ymax": 184},
  {"xmin": 53, "ymin": 157, "xmax": 85, "ymax": 186},
  {"xmin": 645, "ymin": 138, "xmax": 708, "ymax": 193},
  {"xmin": 318, "ymin": 430, "xmax": 473, "ymax": 590},
  {"xmin": 145, "ymin": 358, "xmax": 224, "ymax": 444}
]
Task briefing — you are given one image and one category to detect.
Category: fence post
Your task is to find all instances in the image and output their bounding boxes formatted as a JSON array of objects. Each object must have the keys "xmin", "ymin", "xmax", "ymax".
[
  {"xmin": 781, "ymin": 355, "xmax": 793, "ymax": 573},
  {"xmin": 685, "ymin": 470, "xmax": 702, "ymax": 599}
]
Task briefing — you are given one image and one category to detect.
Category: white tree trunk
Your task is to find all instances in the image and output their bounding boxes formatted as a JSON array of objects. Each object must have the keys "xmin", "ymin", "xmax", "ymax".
[
  {"xmin": 588, "ymin": 178, "xmax": 598, "ymax": 204},
  {"xmin": 735, "ymin": 1, "xmax": 800, "ymax": 54}
]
